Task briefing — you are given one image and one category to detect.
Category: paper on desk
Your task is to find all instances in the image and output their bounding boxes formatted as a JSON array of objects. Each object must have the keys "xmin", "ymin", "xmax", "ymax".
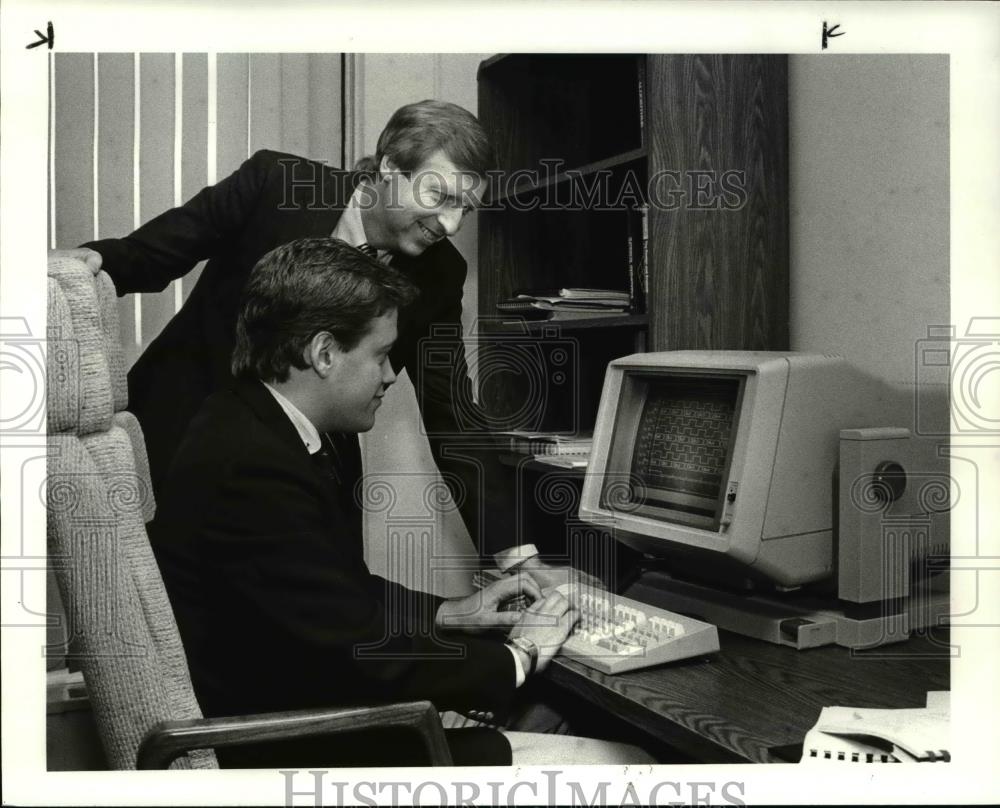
[{"xmin": 800, "ymin": 691, "xmax": 950, "ymax": 764}]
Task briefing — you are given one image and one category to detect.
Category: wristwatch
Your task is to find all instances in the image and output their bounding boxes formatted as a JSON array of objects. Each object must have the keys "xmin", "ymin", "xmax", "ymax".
[{"xmin": 509, "ymin": 636, "xmax": 539, "ymax": 677}]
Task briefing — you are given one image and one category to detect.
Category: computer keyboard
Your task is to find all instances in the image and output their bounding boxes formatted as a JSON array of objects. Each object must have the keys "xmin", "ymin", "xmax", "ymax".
[{"xmin": 552, "ymin": 584, "xmax": 720, "ymax": 674}]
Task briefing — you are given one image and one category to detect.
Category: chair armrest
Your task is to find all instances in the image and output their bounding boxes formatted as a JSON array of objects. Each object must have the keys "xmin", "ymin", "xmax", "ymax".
[{"xmin": 136, "ymin": 701, "xmax": 452, "ymax": 769}]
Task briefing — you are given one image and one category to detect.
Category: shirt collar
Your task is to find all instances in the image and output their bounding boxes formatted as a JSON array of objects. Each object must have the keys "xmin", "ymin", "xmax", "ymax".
[
  {"xmin": 332, "ymin": 183, "xmax": 390, "ymax": 263},
  {"xmin": 262, "ymin": 382, "xmax": 322, "ymax": 455}
]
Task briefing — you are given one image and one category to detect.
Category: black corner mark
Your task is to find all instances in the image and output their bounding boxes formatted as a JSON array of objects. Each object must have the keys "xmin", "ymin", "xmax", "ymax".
[
  {"xmin": 822, "ymin": 21, "xmax": 845, "ymax": 50},
  {"xmin": 26, "ymin": 21, "xmax": 54, "ymax": 50}
]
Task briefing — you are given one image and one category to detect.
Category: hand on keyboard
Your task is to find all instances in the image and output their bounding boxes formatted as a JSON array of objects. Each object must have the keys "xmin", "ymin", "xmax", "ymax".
[
  {"xmin": 509, "ymin": 589, "xmax": 580, "ymax": 673},
  {"xmin": 436, "ymin": 573, "xmax": 543, "ymax": 633},
  {"xmin": 517, "ymin": 556, "xmax": 605, "ymax": 593}
]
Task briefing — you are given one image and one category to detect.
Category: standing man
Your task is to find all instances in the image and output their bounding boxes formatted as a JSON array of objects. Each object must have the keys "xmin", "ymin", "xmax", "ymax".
[{"xmin": 70, "ymin": 100, "xmax": 585, "ymax": 584}]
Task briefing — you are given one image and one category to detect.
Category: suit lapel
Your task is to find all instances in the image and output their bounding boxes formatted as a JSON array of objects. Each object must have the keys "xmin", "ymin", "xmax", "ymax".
[
  {"xmin": 233, "ymin": 379, "xmax": 311, "ymax": 458},
  {"xmin": 232, "ymin": 379, "xmax": 367, "ymax": 564},
  {"xmin": 273, "ymin": 165, "xmax": 362, "ymax": 243}
]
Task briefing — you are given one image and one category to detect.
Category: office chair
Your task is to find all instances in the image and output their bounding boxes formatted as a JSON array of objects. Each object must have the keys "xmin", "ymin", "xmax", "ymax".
[{"xmin": 45, "ymin": 255, "xmax": 452, "ymax": 769}]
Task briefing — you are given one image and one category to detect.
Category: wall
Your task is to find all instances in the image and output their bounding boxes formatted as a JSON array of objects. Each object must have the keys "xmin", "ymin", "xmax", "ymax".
[
  {"xmin": 788, "ymin": 55, "xmax": 949, "ymax": 389},
  {"xmin": 355, "ymin": 54, "xmax": 490, "ymax": 596}
]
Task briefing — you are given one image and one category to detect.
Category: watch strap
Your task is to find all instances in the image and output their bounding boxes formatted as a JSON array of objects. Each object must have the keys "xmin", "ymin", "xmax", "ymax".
[{"xmin": 509, "ymin": 636, "xmax": 539, "ymax": 677}]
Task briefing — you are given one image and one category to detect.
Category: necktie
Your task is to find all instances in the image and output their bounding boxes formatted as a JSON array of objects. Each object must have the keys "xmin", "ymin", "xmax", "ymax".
[
  {"xmin": 357, "ymin": 242, "xmax": 377, "ymax": 259},
  {"xmin": 312, "ymin": 433, "xmax": 344, "ymax": 485},
  {"xmin": 311, "ymin": 432, "xmax": 365, "ymax": 561}
]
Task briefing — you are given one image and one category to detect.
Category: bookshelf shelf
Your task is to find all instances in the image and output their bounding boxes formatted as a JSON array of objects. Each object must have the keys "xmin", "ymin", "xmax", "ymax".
[
  {"xmin": 479, "ymin": 314, "xmax": 648, "ymax": 334},
  {"xmin": 488, "ymin": 147, "xmax": 647, "ymax": 205},
  {"xmin": 497, "ymin": 454, "xmax": 588, "ymax": 475}
]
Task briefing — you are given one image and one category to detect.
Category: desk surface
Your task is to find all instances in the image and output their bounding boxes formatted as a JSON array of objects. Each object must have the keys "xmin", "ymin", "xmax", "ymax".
[{"xmin": 546, "ymin": 628, "xmax": 951, "ymax": 763}]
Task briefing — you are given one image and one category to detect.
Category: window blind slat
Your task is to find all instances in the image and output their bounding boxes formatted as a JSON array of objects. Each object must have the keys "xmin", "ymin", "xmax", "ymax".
[
  {"xmin": 138, "ymin": 54, "xmax": 177, "ymax": 347},
  {"xmin": 53, "ymin": 54, "xmax": 95, "ymax": 250},
  {"xmin": 181, "ymin": 53, "xmax": 209, "ymax": 303}
]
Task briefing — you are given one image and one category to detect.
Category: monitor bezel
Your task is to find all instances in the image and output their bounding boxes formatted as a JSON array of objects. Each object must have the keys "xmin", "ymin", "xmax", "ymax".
[{"xmin": 599, "ymin": 368, "xmax": 748, "ymax": 531}]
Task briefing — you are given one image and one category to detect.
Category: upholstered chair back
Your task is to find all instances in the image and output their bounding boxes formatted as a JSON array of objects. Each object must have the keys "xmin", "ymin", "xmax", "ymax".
[{"xmin": 46, "ymin": 256, "xmax": 216, "ymax": 769}]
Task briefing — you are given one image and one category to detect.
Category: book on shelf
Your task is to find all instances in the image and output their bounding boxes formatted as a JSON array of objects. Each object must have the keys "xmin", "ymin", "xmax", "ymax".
[
  {"xmin": 497, "ymin": 289, "xmax": 631, "ymax": 322},
  {"xmin": 516, "ymin": 296, "xmax": 628, "ymax": 309},
  {"xmin": 516, "ymin": 299, "xmax": 628, "ymax": 312},
  {"xmin": 636, "ymin": 56, "xmax": 646, "ymax": 134},
  {"xmin": 626, "ymin": 229, "xmax": 636, "ymax": 311},
  {"xmin": 640, "ymin": 204, "xmax": 649, "ymax": 303},
  {"xmin": 542, "ymin": 309, "xmax": 629, "ymax": 321},
  {"xmin": 494, "ymin": 300, "xmax": 555, "ymax": 320},
  {"xmin": 513, "ymin": 288, "xmax": 632, "ymax": 304},
  {"xmin": 627, "ymin": 206, "xmax": 647, "ymax": 314}
]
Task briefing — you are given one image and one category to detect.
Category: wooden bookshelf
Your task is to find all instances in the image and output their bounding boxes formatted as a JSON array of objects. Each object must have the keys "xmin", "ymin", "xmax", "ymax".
[
  {"xmin": 477, "ymin": 53, "xmax": 788, "ymax": 433},
  {"xmin": 645, "ymin": 55, "xmax": 789, "ymax": 351}
]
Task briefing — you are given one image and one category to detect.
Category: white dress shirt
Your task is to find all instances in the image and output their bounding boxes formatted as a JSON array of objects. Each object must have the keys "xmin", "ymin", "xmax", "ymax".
[
  {"xmin": 263, "ymin": 382, "xmax": 322, "ymax": 455},
  {"xmin": 330, "ymin": 184, "xmax": 390, "ymax": 263}
]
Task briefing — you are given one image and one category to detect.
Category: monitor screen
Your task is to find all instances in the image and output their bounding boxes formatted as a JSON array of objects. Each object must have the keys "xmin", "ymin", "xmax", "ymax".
[
  {"xmin": 628, "ymin": 375, "xmax": 742, "ymax": 527},
  {"xmin": 600, "ymin": 371, "xmax": 745, "ymax": 532}
]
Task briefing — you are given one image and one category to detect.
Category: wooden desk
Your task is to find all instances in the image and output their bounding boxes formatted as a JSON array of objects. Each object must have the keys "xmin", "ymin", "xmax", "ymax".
[{"xmin": 545, "ymin": 628, "xmax": 951, "ymax": 763}]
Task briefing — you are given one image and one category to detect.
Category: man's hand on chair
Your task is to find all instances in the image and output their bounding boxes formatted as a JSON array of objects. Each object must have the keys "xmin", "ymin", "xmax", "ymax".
[{"xmin": 50, "ymin": 248, "xmax": 102, "ymax": 275}]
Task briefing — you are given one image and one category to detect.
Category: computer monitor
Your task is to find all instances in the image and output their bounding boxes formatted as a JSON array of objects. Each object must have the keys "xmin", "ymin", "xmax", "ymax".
[{"xmin": 579, "ymin": 351, "xmax": 943, "ymax": 591}]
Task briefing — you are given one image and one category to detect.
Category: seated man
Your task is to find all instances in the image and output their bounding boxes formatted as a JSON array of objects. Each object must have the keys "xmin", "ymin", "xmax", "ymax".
[{"xmin": 149, "ymin": 237, "xmax": 649, "ymax": 767}]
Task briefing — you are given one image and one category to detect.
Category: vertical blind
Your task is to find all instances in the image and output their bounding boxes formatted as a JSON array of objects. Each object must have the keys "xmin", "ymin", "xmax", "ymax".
[
  {"xmin": 50, "ymin": 53, "xmax": 345, "ymax": 369},
  {"xmin": 46, "ymin": 53, "xmax": 345, "ymax": 671}
]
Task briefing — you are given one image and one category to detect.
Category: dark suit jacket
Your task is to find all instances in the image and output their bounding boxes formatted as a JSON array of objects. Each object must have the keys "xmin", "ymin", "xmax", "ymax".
[
  {"xmin": 87, "ymin": 150, "xmax": 515, "ymax": 557},
  {"xmin": 148, "ymin": 379, "xmax": 516, "ymax": 766}
]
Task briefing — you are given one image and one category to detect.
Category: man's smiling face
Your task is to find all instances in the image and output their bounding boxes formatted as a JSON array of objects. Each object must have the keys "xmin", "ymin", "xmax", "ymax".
[{"xmin": 371, "ymin": 150, "xmax": 484, "ymax": 257}]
